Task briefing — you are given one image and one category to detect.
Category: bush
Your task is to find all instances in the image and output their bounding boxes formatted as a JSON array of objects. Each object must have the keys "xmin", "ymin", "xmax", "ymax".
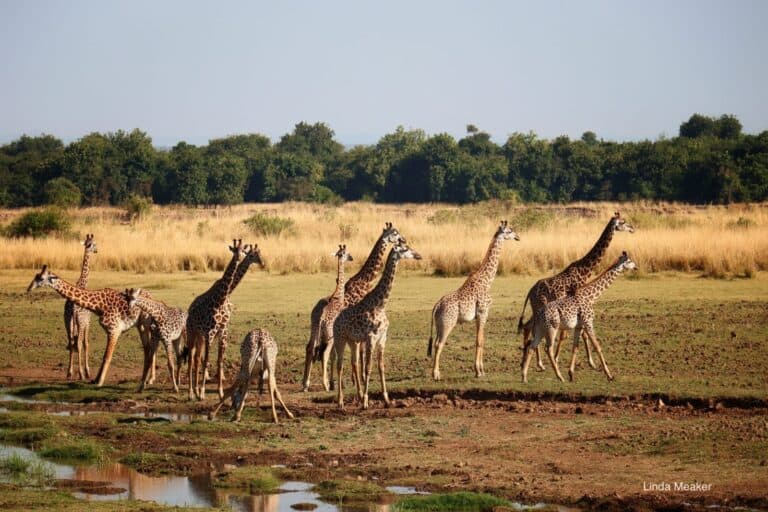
[
  {"xmin": 43, "ymin": 177, "xmax": 82, "ymax": 207},
  {"xmin": 243, "ymin": 213, "xmax": 296, "ymax": 237},
  {"xmin": 312, "ymin": 185, "xmax": 344, "ymax": 206},
  {"xmin": 727, "ymin": 216, "xmax": 755, "ymax": 229},
  {"xmin": 3, "ymin": 208, "xmax": 72, "ymax": 238},
  {"xmin": 125, "ymin": 194, "xmax": 153, "ymax": 221}
]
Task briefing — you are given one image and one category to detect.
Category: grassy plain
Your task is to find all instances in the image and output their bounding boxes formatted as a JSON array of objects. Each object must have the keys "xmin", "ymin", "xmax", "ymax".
[
  {"xmin": 1, "ymin": 201, "xmax": 766, "ymax": 277},
  {"xmin": 0, "ymin": 202, "xmax": 767, "ymax": 510}
]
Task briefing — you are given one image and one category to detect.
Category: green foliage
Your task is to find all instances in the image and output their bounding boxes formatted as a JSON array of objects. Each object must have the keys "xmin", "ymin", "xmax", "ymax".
[
  {"xmin": 3, "ymin": 208, "xmax": 71, "ymax": 238},
  {"xmin": 315, "ymin": 479, "xmax": 391, "ymax": 503},
  {"xmin": 43, "ymin": 177, "xmax": 81, "ymax": 207},
  {"xmin": 1, "ymin": 114, "xmax": 767, "ymax": 207},
  {"xmin": 242, "ymin": 212, "xmax": 296, "ymax": 237},
  {"xmin": 0, "ymin": 454, "xmax": 54, "ymax": 487},
  {"xmin": 124, "ymin": 194, "xmax": 152, "ymax": 220},
  {"xmin": 727, "ymin": 216, "xmax": 756, "ymax": 229},
  {"xmin": 393, "ymin": 491, "xmax": 514, "ymax": 511},
  {"xmin": 212, "ymin": 466, "xmax": 280, "ymax": 492},
  {"xmin": 40, "ymin": 441, "xmax": 104, "ymax": 463}
]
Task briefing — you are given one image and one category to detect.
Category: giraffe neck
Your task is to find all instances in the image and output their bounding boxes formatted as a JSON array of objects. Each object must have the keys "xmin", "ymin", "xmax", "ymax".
[
  {"xmin": 210, "ymin": 251, "xmax": 242, "ymax": 304},
  {"xmin": 227, "ymin": 257, "xmax": 256, "ymax": 295},
  {"xmin": 76, "ymin": 248, "xmax": 93, "ymax": 288},
  {"xmin": 569, "ymin": 218, "xmax": 615, "ymax": 280},
  {"xmin": 135, "ymin": 295, "xmax": 168, "ymax": 319},
  {"xmin": 346, "ymin": 235, "xmax": 388, "ymax": 292},
  {"xmin": 360, "ymin": 248, "xmax": 400, "ymax": 311},
  {"xmin": 467, "ymin": 235, "xmax": 504, "ymax": 290},
  {"xmin": 331, "ymin": 257, "xmax": 347, "ymax": 300},
  {"xmin": 577, "ymin": 263, "xmax": 623, "ymax": 304},
  {"xmin": 50, "ymin": 278, "xmax": 105, "ymax": 315}
]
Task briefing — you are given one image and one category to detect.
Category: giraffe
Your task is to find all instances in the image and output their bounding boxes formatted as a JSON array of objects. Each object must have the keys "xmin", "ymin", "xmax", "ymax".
[
  {"xmin": 333, "ymin": 241, "xmax": 422, "ymax": 410},
  {"xmin": 63, "ymin": 234, "xmax": 97, "ymax": 380},
  {"xmin": 427, "ymin": 221, "xmax": 520, "ymax": 381},
  {"xmin": 301, "ymin": 222, "xmax": 406, "ymax": 392},
  {"xmin": 122, "ymin": 288, "xmax": 187, "ymax": 392},
  {"xmin": 521, "ymin": 251, "xmax": 637, "ymax": 383},
  {"xmin": 185, "ymin": 240, "xmax": 263, "ymax": 400},
  {"xmin": 517, "ymin": 212, "xmax": 635, "ymax": 371},
  {"xmin": 306, "ymin": 245, "xmax": 353, "ymax": 393},
  {"xmin": 209, "ymin": 328, "xmax": 293, "ymax": 424},
  {"xmin": 27, "ymin": 265, "xmax": 146, "ymax": 386}
]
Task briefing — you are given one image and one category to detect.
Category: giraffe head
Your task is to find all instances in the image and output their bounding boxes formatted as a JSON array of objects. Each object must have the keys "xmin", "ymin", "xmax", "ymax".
[
  {"xmin": 229, "ymin": 239, "xmax": 248, "ymax": 262},
  {"xmin": 333, "ymin": 244, "xmax": 354, "ymax": 262},
  {"xmin": 495, "ymin": 220, "xmax": 521, "ymax": 242},
  {"xmin": 392, "ymin": 241, "xmax": 422, "ymax": 261},
  {"xmin": 381, "ymin": 222, "xmax": 407, "ymax": 245},
  {"xmin": 243, "ymin": 244, "xmax": 266, "ymax": 269},
  {"xmin": 27, "ymin": 265, "xmax": 58, "ymax": 292},
  {"xmin": 82, "ymin": 233, "xmax": 98, "ymax": 254},
  {"xmin": 122, "ymin": 288, "xmax": 142, "ymax": 308},
  {"xmin": 612, "ymin": 212, "xmax": 635, "ymax": 233},
  {"xmin": 615, "ymin": 251, "xmax": 638, "ymax": 272}
]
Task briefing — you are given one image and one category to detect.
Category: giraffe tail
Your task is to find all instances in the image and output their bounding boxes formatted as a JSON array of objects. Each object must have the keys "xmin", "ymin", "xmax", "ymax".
[
  {"xmin": 517, "ymin": 291, "xmax": 531, "ymax": 335},
  {"xmin": 427, "ymin": 302, "xmax": 437, "ymax": 357},
  {"xmin": 178, "ymin": 345, "xmax": 190, "ymax": 366}
]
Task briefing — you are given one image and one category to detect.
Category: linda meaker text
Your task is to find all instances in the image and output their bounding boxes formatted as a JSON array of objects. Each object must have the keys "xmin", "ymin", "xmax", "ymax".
[{"xmin": 643, "ymin": 481, "xmax": 712, "ymax": 492}]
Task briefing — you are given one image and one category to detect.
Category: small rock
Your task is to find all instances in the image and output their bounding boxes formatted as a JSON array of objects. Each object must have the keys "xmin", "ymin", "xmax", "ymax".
[
  {"xmin": 433, "ymin": 393, "xmax": 449, "ymax": 403},
  {"xmin": 575, "ymin": 406, "xmax": 584, "ymax": 414}
]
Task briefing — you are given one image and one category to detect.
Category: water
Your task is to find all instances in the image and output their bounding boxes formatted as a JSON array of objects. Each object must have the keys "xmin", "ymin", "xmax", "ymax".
[{"xmin": 0, "ymin": 444, "xmax": 394, "ymax": 511}]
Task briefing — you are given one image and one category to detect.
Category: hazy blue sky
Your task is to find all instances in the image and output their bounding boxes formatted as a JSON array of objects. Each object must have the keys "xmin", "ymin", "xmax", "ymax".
[{"xmin": 1, "ymin": 0, "xmax": 766, "ymax": 146}]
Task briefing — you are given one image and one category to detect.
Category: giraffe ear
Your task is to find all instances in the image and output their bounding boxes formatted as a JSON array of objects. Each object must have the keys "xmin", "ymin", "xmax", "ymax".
[{"xmin": 41, "ymin": 265, "xmax": 48, "ymax": 272}]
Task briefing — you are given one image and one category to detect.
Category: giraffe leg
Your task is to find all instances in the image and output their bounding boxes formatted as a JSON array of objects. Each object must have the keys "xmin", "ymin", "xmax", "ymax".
[
  {"xmin": 139, "ymin": 338, "xmax": 159, "ymax": 392},
  {"xmin": 200, "ymin": 329, "xmax": 218, "ymax": 400},
  {"xmin": 301, "ymin": 330, "xmax": 317, "ymax": 392},
  {"xmin": 361, "ymin": 341, "xmax": 374, "ymax": 410},
  {"xmin": 187, "ymin": 341, "xmax": 196, "ymax": 400},
  {"xmin": 148, "ymin": 349, "xmax": 157, "ymax": 385},
  {"xmin": 350, "ymin": 342, "xmax": 363, "ymax": 402},
  {"xmin": 521, "ymin": 342, "xmax": 536, "ymax": 384},
  {"xmin": 272, "ymin": 375, "xmax": 293, "ymax": 420},
  {"xmin": 431, "ymin": 313, "xmax": 456, "ymax": 381},
  {"xmin": 585, "ymin": 327, "xmax": 613, "ymax": 381},
  {"xmin": 82, "ymin": 323, "xmax": 91, "ymax": 380},
  {"xmin": 582, "ymin": 330, "xmax": 597, "ymax": 369},
  {"xmin": 66, "ymin": 318, "xmax": 76, "ymax": 379},
  {"xmin": 93, "ymin": 332, "xmax": 120, "ymax": 387},
  {"xmin": 216, "ymin": 327, "xmax": 229, "ymax": 399},
  {"xmin": 321, "ymin": 324, "xmax": 334, "ymax": 392},
  {"xmin": 523, "ymin": 318, "xmax": 546, "ymax": 371},
  {"xmin": 474, "ymin": 313, "xmax": 488, "ymax": 377},
  {"xmin": 377, "ymin": 340, "xmax": 390, "ymax": 407},
  {"xmin": 334, "ymin": 341, "xmax": 345, "ymax": 410},
  {"xmin": 568, "ymin": 327, "xmax": 582, "ymax": 382},
  {"xmin": 209, "ymin": 381, "xmax": 238, "ymax": 420},
  {"xmin": 164, "ymin": 337, "xmax": 179, "ymax": 393},
  {"xmin": 545, "ymin": 328, "xmax": 565, "ymax": 382},
  {"xmin": 74, "ymin": 321, "xmax": 86, "ymax": 381},
  {"xmin": 554, "ymin": 329, "xmax": 569, "ymax": 365}
]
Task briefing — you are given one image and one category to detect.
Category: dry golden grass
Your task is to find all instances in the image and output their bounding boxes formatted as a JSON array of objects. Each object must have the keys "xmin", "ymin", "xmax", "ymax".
[{"xmin": 1, "ymin": 201, "xmax": 766, "ymax": 277}]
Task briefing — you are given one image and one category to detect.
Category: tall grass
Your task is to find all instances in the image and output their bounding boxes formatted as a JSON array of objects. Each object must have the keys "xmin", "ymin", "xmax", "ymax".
[{"xmin": 1, "ymin": 201, "xmax": 766, "ymax": 277}]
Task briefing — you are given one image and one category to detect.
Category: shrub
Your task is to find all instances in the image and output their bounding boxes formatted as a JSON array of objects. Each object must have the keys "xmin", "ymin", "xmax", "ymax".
[
  {"xmin": 727, "ymin": 216, "xmax": 755, "ymax": 229},
  {"xmin": 312, "ymin": 185, "xmax": 344, "ymax": 206},
  {"xmin": 125, "ymin": 194, "xmax": 153, "ymax": 221},
  {"xmin": 43, "ymin": 177, "xmax": 82, "ymax": 207},
  {"xmin": 243, "ymin": 213, "xmax": 296, "ymax": 237},
  {"xmin": 3, "ymin": 207, "xmax": 71, "ymax": 238}
]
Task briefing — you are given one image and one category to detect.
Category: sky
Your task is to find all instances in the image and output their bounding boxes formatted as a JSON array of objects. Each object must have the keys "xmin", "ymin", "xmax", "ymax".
[{"xmin": 1, "ymin": 0, "xmax": 766, "ymax": 147}]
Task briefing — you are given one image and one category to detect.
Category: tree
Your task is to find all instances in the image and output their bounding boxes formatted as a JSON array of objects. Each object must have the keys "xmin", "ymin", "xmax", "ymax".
[
  {"xmin": 44, "ymin": 177, "xmax": 82, "ymax": 207},
  {"xmin": 714, "ymin": 114, "xmax": 742, "ymax": 139},
  {"xmin": 679, "ymin": 114, "xmax": 716, "ymax": 138},
  {"xmin": 168, "ymin": 142, "xmax": 208, "ymax": 205}
]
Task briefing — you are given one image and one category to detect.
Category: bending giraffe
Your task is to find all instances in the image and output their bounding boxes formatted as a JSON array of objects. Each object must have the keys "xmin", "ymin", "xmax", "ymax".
[
  {"xmin": 63, "ymin": 234, "xmax": 97, "ymax": 380},
  {"xmin": 517, "ymin": 212, "xmax": 634, "ymax": 370},
  {"xmin": 333, "ymin": 241, "xmax": 422, "ymax": 410},
  {"xmin": 27, "ymin": 265, "xmax": 148, "ymax": 386},
  {"xmin": 122, "ymin": 288, "xmax": 187, "ymax": 392},
  {"xmin": 209, "ymin": 328, "xmax": 293, "ymax": 424},
  {"xmin": 302, "ymin": 222, "xmax": 406, "ymax": 392},
  {"xmin": 428, "ymin": 221, "xmax": 520, "ymax": 380},
  {"xmin": 522, "ymin": 251, "xmax": 637, "ymax": 383}
]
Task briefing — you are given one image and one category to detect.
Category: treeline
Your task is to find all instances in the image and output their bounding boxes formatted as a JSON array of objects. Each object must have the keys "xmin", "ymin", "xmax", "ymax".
[{"xmin": 1, "ymin": 114, "xmax": 766, "ymax": 207}]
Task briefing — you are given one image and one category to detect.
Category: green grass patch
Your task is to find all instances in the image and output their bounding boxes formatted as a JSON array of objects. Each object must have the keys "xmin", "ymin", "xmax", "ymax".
[
  {"xmin": 39, "ymin": 441, "xmax": 105, "ymax": 463},
  {"xmin": 315, "ymin": 479, "xmax": 391, "ymax": 503},
  {"xmin": 243, "ymin": 212, "xmax": 295, "ymax": 237},
  {"xmin": 0, "ymin": 454, "xmax": 54, "ymax": 487},
  {"xmin": 9, "ymin": 383, "xmax": 127, "ymax": 403},
  {"xmin": 0, "ymin": 414, "xmax": 57, "ymax": 445},
  {"xmin": 393, "ymin": 491, "xmax": 517, "ymax": 511},
  {"xmin": 213, "ymin": 465, "xmax": 280, "ymax": 493}
]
